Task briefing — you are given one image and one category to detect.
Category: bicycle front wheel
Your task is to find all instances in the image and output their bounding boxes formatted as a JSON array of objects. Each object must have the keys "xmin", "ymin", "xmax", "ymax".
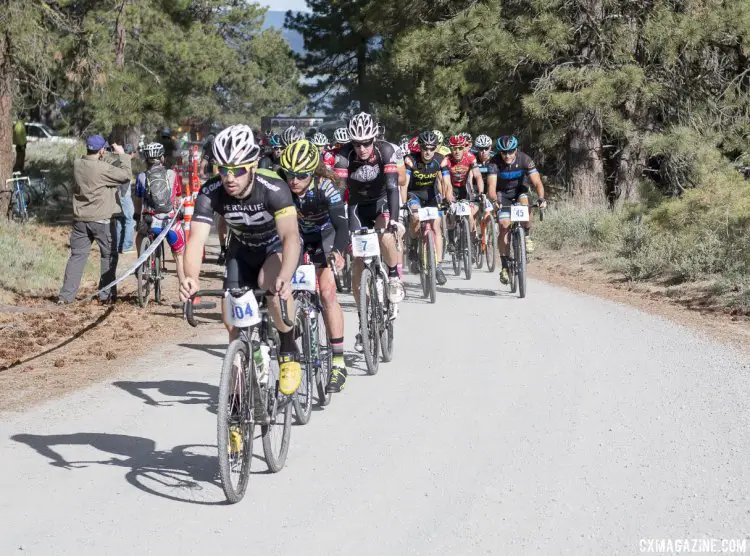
[
  {"xmin": 359, "ymin": 266, "xmax": 380, "ymax": 375},
  {"xmin": 262, "ymin": 354, "xmax": 293, "ymax": 472},
  {"xmin": 217, "ymin": 339, "xmax": 254, "ymax": 504},
  {"xmin": 136, "ymin": 237, "xmax": 152, "ymax": 307},
  {"xmin": 461, "ymin": 217, "xmax": 473, "ymax": 280},
  {"xmin": 475, "ymin": 219, "xmax": 484, "ymax": 270},
  {"xmin": 10, "ymin": 190, "xmax": 29, "ymax": 223},
  {"xmin": 486, "ymin": 217, "xmax": 497, "ymax": 272},
  {"xmin": 517, "ymin": 228, "xmax": 527, "ymax": 299},
  {"xmin": 315, "ymin": 309, "xmax": 332, "ymax": 407},
  {"xmin": 426, "ymin": 231, "xmax": 437, "ymax": 304},
  {"xmin": 292, "ymin": 304, "xmax": 313, "ymax": 425}
]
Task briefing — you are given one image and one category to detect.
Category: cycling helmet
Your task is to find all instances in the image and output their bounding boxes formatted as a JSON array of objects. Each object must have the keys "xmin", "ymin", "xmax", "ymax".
[
  {"xmin": 448, "ymin": 134, "xmax": 468, "ymax": 147},
  {"xmin": 418, "ymin": 130, "xmax": 439, "ymax": 148},
  {"xmin": 408, "ymin": 136, "xmax": 421, "ymax": 154},
  {"xmin": 311, "ymin": 132, "xmax": 329, "ymax": 147},
  {"xmin": 376, "ymin": 123, "xmax": 386, "ymax": 140},
  {"xmin": 474, "ymin": 134, "xmax": 492, "ymax": 149},
  {"xmin": 333, "ymin": 127, "xmax": 350, "ymax": 144},
  {"xmin": 347, "ymin": 112, "xmax": 378, "ymax": 142},
  {"xmin": 212, "ymin": 124, "xmax": 261, "ymax": 165},
  {"xmin": 461, "ymin": 132, "xmax": 473, "ymax": 144},
  {"xmin": 280, "ymin": 139, "xmax": 320, "ymax": 174},
  {"xmin": 280, "ymin": 126, "xmax": 305, "ymax": 147},
  {"xmin": 433, "ymin": 129, "xmax": 445, "ymax": 145},
  {"xmin": 496, "ymin": 135, "xmax": 518, "ymax": 152},
  {"xmin": 268, "ymin": 134, "xmax": 282, "ymax": 148},
  {"xmin": 399, "ymin": 137, "xmax": 410, "ymax": 154},
  {"xmin": 144, "ymin": 142, "xmax": 165, "ymax": 160}
]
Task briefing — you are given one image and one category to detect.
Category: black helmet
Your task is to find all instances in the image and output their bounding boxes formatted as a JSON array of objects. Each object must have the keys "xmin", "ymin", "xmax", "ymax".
[{"xmin": 418, "ymin": 130, "xmax": 439, "ymax": 148}]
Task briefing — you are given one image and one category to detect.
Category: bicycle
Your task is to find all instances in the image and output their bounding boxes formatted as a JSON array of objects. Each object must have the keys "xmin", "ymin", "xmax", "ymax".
[
  {"xmin": 473, "ymin": 195, "xmax": 497, "ymax": 272},
  {"xmin": 5, "ymin": 172, "xmax": 31, "ymax": 223},
  {"xmin": 506, "ymin": 203, "xmax": 544, "ymax": 299},
  {"xmin": 352, "ymin": 227, "xmax": 396, "ymax": 376},
  {"xmin": 447, "ymin": 200, "xmax": 473, "ymax": 280},
  {"xmin": 332, "ymin": 247, "xmax": 352, "ymax": 294},
  {"xmin": 404, "ymin": 202, "xmax": 440, "ymax": 304},
  {"xmin": 290, "ymin": 254, "xmax": 334, "ymax": 425},
  {"xmin": 185, "ymin": 288, "xmax": 294, "ymax": 504},
  {"xmin": 136, "ymin": 228, "xmax": 166, "ymax": 307}
]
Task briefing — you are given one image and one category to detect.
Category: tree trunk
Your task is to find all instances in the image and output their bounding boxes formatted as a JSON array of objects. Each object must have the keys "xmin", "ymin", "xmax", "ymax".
[
  {"xmin": 614, "ymin": 141, "xmax": 646, "ymax": 206},
  {"xmin": 109, "ymin": 124, "xmax": 140, "ymax": 154},
  {"xmin": 0, "ymin": 31, "xmax": 16, "ymax": 217},
  {"xmin": 567, "ymin": 110, "xmax": 605, "ymax": 205}
]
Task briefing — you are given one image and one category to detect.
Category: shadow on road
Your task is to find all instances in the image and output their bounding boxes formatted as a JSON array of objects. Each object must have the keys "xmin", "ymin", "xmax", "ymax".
[
  {"xmin": 113, "ymin": 380, "xmax": 218, "ymax": 415},
  {"xmin": 11, "ymin": 433, "xmax": 226, "ymax": 506},
  {"xmin": 178, "ymin": 343, "xmax": 227, "ymax": 359}
]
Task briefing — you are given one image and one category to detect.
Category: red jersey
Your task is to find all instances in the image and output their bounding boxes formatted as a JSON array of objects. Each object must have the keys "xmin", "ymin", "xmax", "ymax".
[
  {"xmin": 444, "ymin": 152, "xmax": 478, "ymax": 188},
  {"xmin": 322, "ymin": 150, "xmax": 336, "ymax": 169}
]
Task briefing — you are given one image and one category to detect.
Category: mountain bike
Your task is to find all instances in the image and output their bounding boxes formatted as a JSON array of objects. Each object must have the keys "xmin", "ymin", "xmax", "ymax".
[
  {"xmin": 136, "ymin": 229, "xmax": 165, "ymax": 307},
  {"xmin": 404, "ymin": 202, "xmax": 440, "ymax": 304},
  {"xmin": 332, "ymin": 247, "xmax": 352, "ymax": 294},
  {"xmin": 5, "ymin": 172, "xmax": 31, "ymax": 223},
  {"xmin": 290, "ymin": 255, "xmax": 334, "ymax": 426},
  {"xmin": 448, "ymin": 200, "xmax": 473, "ymax": 280},
  {"xmin": 352, "ymin": 227, "xmax": 396, "ymax": 376},
  {"xmin": 185, "ymin": 288, "xmax": 294, "ymax": 504},
  {"xmin": 507, "ymin": 203, "xmax": 544, "ymax": 299},
  {"xmin": 473, "ymin": 195, "xmax": 497, "ymax": 272}
]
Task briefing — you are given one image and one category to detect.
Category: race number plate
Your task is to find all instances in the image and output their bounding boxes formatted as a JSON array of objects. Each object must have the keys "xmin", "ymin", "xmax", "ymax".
[
  {"xmin": 352, "ymin": 232, "xmax": 380, "ymax": 257},
  {"xmin": 226, "ymin": 290, "xmax": 261, "ymax": 328},
  {"xmin": 453, "ymin": 201, "xmax": 472, "ymax": 216},
  {"xmin": 510, "ymin": 205, "xmax": 530, "ymax": 222},
  {"xmin": 418, "ymin": 206, "xmax": 439, "ymax": 221},
  {"xmin": 483, "ymin": 197, "xmax": 494, "ymax": 213},
  {"xmin": 292, "ymin": 264, "xmax": 316, "ymax": 292}
]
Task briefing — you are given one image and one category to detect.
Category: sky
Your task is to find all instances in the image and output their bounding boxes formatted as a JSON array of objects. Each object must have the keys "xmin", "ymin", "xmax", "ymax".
[{"xmin": 262, "ymin": 0, "xmax": 309, "ymax": 12}]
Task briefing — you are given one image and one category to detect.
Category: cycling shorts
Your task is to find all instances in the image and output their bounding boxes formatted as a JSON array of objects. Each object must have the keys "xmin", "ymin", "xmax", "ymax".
[
  {"xmin": 406, "ymin": 189, "xmax": 438, "ymax": 209},
  {"xmin": 302, "ymin": 227, "xmax": 335, "ymax": 267},
  {"xmin": 453, "ymin": 186, "xmax": 477, "ymax": 204},
  {"xmin": 348, "ymin": 195, "xmax": 389, "ymax": 232},
  {"xmin": 497, "ymin": 185, "xmax": 530, "ymax": 220},
  {"xmin": 140, "ymin": 213, "xmax": 185, "ymax": 254}
]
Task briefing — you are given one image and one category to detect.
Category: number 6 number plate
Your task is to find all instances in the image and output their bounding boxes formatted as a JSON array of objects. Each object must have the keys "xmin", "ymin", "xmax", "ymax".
[
  {"xmin": 292, "ymin": 264, "xmax": 316, "ymax": 291},
  {"xmin": 352, "ymin": 233, "xmax": 380, "ymax": 257},
  {"xmin": 226, "ymin": 290, "xmax": 261, "ymax": 328},
  {"xmin": 510, "ymin": 205, "xmax": 529, "ymax": 222}
]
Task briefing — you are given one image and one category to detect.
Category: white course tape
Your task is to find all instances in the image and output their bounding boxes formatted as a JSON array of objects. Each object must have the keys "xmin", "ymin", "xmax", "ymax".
[{"xmin": 78, "ymin": 198, "xmax": 185, "ymax": 303}]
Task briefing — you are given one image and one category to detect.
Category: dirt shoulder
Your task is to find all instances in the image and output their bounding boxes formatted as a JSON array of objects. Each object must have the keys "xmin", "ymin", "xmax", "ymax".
[
  {"xmin": 0, "ymin": 247, "xmax": 224, "ymax": 414},
  {"xmin": 530, "ymin": 248, "xmax": 750, "ymax": 353}
]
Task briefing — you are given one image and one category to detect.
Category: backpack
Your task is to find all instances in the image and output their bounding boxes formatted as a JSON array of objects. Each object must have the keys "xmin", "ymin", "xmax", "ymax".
[{"xmin": 145, "ymin": 165, "xmax": 173, "ymax": 213}]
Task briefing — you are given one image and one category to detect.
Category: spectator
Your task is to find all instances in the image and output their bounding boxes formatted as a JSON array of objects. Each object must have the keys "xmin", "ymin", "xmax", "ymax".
[
  {"xmin": 57, "ymin": 135, "xmax": 132, "ymax": 304},
  {"xmin": 12, "ymin": 113, "xmax": 27, "ymax": 173},
  {"xmin": 115, "ymin": 177, "xmax": 136, "ymax": 253}
]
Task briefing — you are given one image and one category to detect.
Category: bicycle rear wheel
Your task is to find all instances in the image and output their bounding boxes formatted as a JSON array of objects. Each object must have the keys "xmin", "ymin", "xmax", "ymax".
[
  {"xmin": 517, "ymin": 228, "xmax": 527, "ymax": 299},
  {"xmin": 154, "ymin": 244, "xmax": 163, "ymax": 304},
  {"xmin": 315, "ymin": 310, "xmax": 332, "ymax": 407},
  {"xmin": 292, "ymin": 305, "xmax": 313, "ymax": 425},
  {"xmin": 359, "ymin": 266, "xmax": 380, "ymax": 375},
  {"xmin": 461, "ymin": 217, "xmax": 472, "ymax": 280},
  {"xmin": 10, "ymin": 190, "xmax": 29, "ymax": 223},
  {"xmin": 262, "ymin": 354, "xmax": 292, "ymax": 472},
  {"xmin": 217, "ymin": 339, "xmax": 253, "ymax": 504},
  {"xmin": 136, "ymin": 237, "xmax": 152, "ymax": 307},
  {"xmin": 486, "ymin": 217, "xmax": 497, "ymax": 272}
]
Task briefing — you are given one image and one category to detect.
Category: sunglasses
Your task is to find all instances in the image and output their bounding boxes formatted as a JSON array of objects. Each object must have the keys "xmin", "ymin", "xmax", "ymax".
[
  {"xmin": 421, "ymin": 146, "xmax": 437, "ymax": 152},
  {"xmin": 286, "ymin": 170, "xmax": 312, "ymax": 180},
  {"xmin": 217, "ymin": 164, "xmax": 253, "ymax": 178},
  {"xmin": 352, "ymin": 139, "xmax": 374, "ymax": 148},
  {"xmin": 479, "ymin": 147, "xmax": 491, "ymax": 151},
  {"xmin": 500, "ymin": 150, "xmax": 517, "ymax": 156}
]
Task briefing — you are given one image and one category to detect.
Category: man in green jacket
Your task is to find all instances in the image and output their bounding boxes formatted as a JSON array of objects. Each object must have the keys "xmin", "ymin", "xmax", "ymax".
[
  {"xmin": 12, "ymin": 113, "xmax": 27, "ymax": 173},
  {"xmin": 58, "ymin": 135, "xmax": 132, "ymax": 304}
]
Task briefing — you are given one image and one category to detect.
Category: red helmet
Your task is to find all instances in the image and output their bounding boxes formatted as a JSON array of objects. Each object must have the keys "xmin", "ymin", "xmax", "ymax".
[
  {"xmin": 408, "ymin": 136, "xmax": 421, "ymax": 154},
  {"xmin": 448, "ymin": 134, "xmax": 467, "ymax": 147}
]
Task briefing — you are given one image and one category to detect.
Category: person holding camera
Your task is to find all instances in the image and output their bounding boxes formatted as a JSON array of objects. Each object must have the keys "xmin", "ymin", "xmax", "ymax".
[{"xmin": 57, "ymin": 135, "xmax": 132, "ymax": 304}]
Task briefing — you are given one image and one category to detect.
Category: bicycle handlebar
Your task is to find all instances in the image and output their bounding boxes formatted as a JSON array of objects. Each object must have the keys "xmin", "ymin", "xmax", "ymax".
[{"xmin": 184, "ymin": 288, "xmax": 293, "ymax": 328}]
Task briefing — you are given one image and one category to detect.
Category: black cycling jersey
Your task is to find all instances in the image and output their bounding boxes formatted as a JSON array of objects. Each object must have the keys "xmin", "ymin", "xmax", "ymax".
[
  {"xmin": 475, "ymin": 155, "xmax": 497, "ymax": 178},
  {"xmin": 488, "ymin": 150, "xmax": 537, "ymax": 193},
  {"xmin": 259, "ymin": 154, "xmax": 281, "ymax": 172},
  {"xmin": 193, "ymin": 168, "xmax": 296, "ymax": 251},
  {"xmin": 405, "ymin": 153, "xmax": 445, "ymax": 192},
  {"xmin": 334, "ymin": 140, "xmax": 400, "ymax": 217},
  {"xmin": 290, "ymin": 176, "xmax": 349, "ymax": 254}
]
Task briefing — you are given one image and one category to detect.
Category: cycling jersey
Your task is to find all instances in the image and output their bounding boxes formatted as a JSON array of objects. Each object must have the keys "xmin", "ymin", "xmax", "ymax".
[
  {"xmin": 489, "ymin": 150, "xmax": 537, "ymax": 193},
  {"xmin": 292, "ymin": 176, "xmax": 349, "ymax": 256},
  {"xmin": 445, "ymin": 151, "xmax": 478, "ymax": 188},
  {"xmin": 404, "ymin": 153, "xmax": 447, "ymax": 191},
  {"xmin": 134, "ymin": 167, "xmax": 182, "ymax": 215},
  {"xmin": 334, "ymin": 140, "xmax": 400, "ymax": 224},
  {"xmin": 322, "ymin": 150, "xmax": 336, "ymax": 169},
  {"xmin": 193, "ymin": 168, "xmax": 296, "ymax": 251},
  {"xmin": 437, "ymin": 146, "xmax": 450, "ymax": 157},
  {"xmin": 259, "ymin": 154, "xmax": 281, "ymax": 172}
]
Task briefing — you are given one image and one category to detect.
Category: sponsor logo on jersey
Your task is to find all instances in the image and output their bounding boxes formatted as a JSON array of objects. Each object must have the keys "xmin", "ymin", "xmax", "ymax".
[
  {"xmin": 351, "ymin": 164, "xmax": 380, "ymax": 182},
  {"xmin": 256, "ymin": 175, "xmax": 280, "ymax": 192}
]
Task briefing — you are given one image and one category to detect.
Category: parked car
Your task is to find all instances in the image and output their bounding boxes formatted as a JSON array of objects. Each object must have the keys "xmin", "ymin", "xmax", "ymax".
[{"xmin": 24, "ymin": 123, "xmax": 79, "ymax": 145}]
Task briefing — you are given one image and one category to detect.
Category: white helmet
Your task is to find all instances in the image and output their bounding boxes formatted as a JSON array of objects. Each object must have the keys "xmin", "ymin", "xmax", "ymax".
[
  {"xmin": 280, "ymin": 126, "xmax": 305, "ymax": 147},
  {"xmin": 144, "ymin": 142, "xmax": 165, "ymax": 160},
  {"xmin": 333, "ymin": 127, "xmax": 350, "ymax": 144},
  {"xmin": 212, "ymin": 125, "xmax": 261, "ymax": 166},
  {"xmin": 474, "ymin": 134, "xmax": 492, "ymax": 149},
  {"xmin": 311, "ymin": 132, "xmax": 329, "ymax": 147},
  {"xmin": 347, "ymin": 112, "xmax": 378, "ymax": 142}
]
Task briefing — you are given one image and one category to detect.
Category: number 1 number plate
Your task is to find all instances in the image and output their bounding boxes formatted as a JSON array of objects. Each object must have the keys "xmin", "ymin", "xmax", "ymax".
[{"xmin": 418, "ymin": 206, "xmax": 439, "ymax": 221}]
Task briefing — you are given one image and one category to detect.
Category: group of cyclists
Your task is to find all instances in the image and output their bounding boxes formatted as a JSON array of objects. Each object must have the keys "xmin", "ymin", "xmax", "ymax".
[{"xmin": 134, "ymin": 111, "xmax": 547, "ymax": 400}]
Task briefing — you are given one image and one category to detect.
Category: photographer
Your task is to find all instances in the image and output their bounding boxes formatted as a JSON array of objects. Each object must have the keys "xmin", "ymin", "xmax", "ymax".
[{"xmin": 57, "ymin": 135, "xmax": 132, "ymax": 304}]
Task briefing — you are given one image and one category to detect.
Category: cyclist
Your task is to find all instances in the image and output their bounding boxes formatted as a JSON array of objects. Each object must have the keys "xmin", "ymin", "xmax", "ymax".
[
  {"xmin": 486, "ymin": 135, "xmax": 547, "ymax": 284},
  {"xmin": 280, "ymin": 126, "xmax": 305, "ymax": 149},
  {"xmin": 403, "ymin": 130, "xmax": 449, "ymax": 285},
  {"xmin": 199, "ymin": 134, "xmax": 217, "ymax": 179},
  {"xmin": 333, "ymin": 127, "xmax": 350, "ymax": 152},
  {"xmin": 334, "ymin": 112, "xmax": 404, "ymax": 352},
  {"xmin": 444, "ymin": 134, "xmax": 484, "ymax": 238},
  {"xmin": 134, "ymin": 143, "xmax": 187, "ymax": 287},
  {"xmin": 433, "ymin": 130, "xmax": 450, "ymax": 157},
  {"xmin": 258, "ymin": 134, "xmax": 283, "ymax": 171},
  {"xmin": 179, "ymin": 125, "xmax": 303, "ymax": 396},
  {"xmin": 311, "ymin": 132, "xmax": 336, "ymax": 169},
  {"xmin": 279, "ymin": 140, "xmax": 350, "ymax": 393},
  {"xmin": 462, "ymin": 132, "xmax": 473, "ymax": 153}
]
